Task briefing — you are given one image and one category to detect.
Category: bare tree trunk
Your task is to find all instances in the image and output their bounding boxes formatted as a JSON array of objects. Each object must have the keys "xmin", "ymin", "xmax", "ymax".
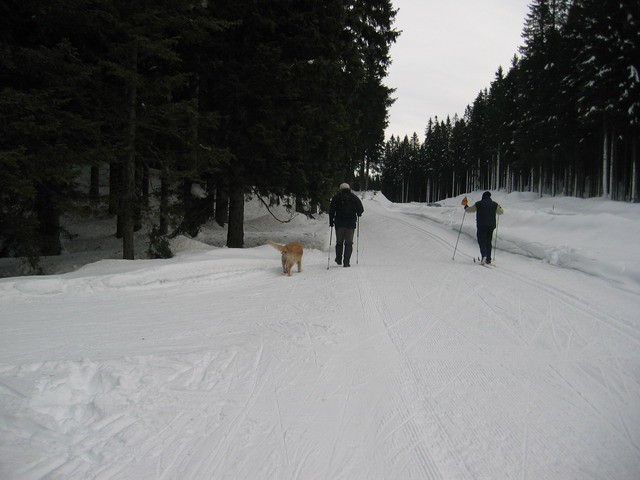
[
  {"xmin": 487, "ymin": 161, "xmax": 491, "ymax": 191},
  {"xmin": 134, "ymin": 162, "xmax": 143, "ymax": 232},
  {"xmin": 495, "ymin": 150, "xmax": 500, "ymax": 190},
  {"xmin": 90, "ymin": 166, "xmax": 100, "ymax": 204},
  {"xmin": 633, "ymin": 136, "xmax": 638, "ymax": 203},
  {"xmin": 365, "ymin": 156, "xmax": 370, "ymax": 191},
  {"xmin": 141, "ymin": 163, "xmax": 150, "ymax": 204},
  {"xmin": 109, "ymin": 162, "xmax": 121, "ymax": 215},
  {"xmin": 451, "ymin": 170, "xmax": 455, "ymax": 198},
  {"xmin": 610, "ymin": 125, "xmax": 616, "ymax": 200},
  {"xmin": 122, "ymin": 44, "xmax": 138, "ymax": 260},
  {"xmin": 602, "ymin": 121, "xmax": 609, "ymax": 198},
  {"xmin": 159, "ymin": 166, "xmax": 169, "ymax": 235},
  {"xmin": 227, "ymin": 184, "xmax": 244, "ymax": 248},
  {"xmin": 36, "ymin": 183, "xmax": 61, "ymax": 256},
  {"xmin": 538, "ymin": 165, "xmax": 543, "ymax": 198},
  {"xmin": 215, "ymin": 183, "xmax": 229, "ymax": 226},
  {"xmin": 632, "ymin": 160, "xmax": 636, "ymax": 203}
]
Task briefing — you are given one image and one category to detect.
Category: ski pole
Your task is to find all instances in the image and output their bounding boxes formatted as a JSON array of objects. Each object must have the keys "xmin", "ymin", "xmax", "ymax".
[
  {"xmin": 452, "ymin": 210, "xmax": 466, "ymax": 260},
  {"xmin": 356, "ymin": 216, "xmax": 360, "ymax": 264},
  {"xmin": 453, "ymin": 196, "xmax": 469, "ymax": 260},
  {"xmin": 327, "ymin": 226, "xmax": 333, "ymax": 270}
]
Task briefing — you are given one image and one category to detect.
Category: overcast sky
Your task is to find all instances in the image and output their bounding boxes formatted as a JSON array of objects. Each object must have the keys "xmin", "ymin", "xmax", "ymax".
[{"xmin": 385, "ymin": 0, "xmax": 531, "ymax": 140}]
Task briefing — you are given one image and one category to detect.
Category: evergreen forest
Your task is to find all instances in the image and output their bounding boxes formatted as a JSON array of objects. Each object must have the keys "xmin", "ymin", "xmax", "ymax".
[
  {"xmin": 381, "ymin": 0, "xmax": 640, "ymax": 205},
  {"xmin": 0, "ymin": 0, "xmax": 398, "ymax": 260}
]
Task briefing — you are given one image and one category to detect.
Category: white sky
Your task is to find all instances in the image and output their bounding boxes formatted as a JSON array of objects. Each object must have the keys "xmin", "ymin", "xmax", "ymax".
[{"xmin": 385, "ymin": 0, "xmax": 531, "ymax": 139}]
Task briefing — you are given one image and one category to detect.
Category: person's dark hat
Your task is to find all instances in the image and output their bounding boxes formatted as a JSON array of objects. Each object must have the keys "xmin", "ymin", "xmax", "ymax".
[{"xmin": 482, "ymin": 191, "xmax": 491, "ymax": 199}]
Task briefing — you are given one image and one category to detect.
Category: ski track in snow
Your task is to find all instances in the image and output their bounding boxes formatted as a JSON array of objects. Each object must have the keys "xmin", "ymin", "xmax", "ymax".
[{"xmin": 1, "ymin": 193, "xmax": 640, "ymax": 479}]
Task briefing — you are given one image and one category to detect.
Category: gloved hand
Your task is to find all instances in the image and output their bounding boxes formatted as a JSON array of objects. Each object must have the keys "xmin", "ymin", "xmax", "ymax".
[{"xmin": 464, "ymin": 205, "xmax": 468, "ymax": 210}]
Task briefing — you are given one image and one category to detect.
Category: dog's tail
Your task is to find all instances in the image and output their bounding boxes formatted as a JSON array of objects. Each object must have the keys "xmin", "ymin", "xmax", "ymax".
[{"xmin": 267, "ymin": 240, "xmax": 286, "ymax": 252}]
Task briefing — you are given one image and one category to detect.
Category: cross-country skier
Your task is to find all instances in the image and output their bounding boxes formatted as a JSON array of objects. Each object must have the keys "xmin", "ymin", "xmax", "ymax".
[{"xmin": 464, "ymin": 191, "xmax": 504, "ymax": 264}]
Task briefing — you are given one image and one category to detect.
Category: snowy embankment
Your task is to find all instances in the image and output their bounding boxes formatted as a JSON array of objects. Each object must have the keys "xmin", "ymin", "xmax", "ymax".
[
  {"xmin": 2, "ymin": 190, "xmax": 639, "ymax": 290},
  {"xmin": 1, "ymin": 191, "xmax": 639, "ymax": 479},
  {"xmin": 389, "ymin": 190, "xmax": 640, "ymax": 289}
]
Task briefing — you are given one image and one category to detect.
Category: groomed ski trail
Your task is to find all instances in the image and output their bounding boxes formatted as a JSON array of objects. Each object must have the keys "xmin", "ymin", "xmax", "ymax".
[{"xmin": 1, "ymin": 193, "xmax": 639, "ymax": 479}]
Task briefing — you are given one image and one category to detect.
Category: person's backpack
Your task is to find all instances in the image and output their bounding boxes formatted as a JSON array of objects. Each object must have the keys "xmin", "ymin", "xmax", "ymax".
[{"xmin": 335, "ymin": 192, "xmax": 357, "ymax": 218}]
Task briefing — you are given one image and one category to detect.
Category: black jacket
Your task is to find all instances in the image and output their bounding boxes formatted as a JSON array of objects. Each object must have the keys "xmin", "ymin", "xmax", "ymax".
[{"xmin": 329, "ymin": 190, "xmax": 364, "ymax": 229}]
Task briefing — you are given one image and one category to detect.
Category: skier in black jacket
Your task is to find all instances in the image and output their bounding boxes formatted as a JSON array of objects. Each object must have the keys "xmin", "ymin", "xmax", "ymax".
[
  {"xmin": 464, "ymin": 191, "xmax": 504, "ymax": 264},
  {"xmin": 329, "ymin": 183, "xmax": 364, "ymax": 267}
]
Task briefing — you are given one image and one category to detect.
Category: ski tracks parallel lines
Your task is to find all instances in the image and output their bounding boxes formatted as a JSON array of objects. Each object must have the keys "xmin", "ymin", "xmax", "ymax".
[
  {"xmin": 274, "ymin": 384, "xmax": 291, "ymax": 468},
  {"xmin": 190, "ymin": 344, "xmax": 270, "ymax": 479},
  {"xmin": 356, "ymin": 268, "xmax": 473, "ymax": 480},
  {"xmin": 549, "ymin": 363, "xmax": 640, "ymax": 454},
  {"xmin": 355, "ymin": 268, "xmax": 443, "ymax": 479},
  {"xmin": 488, "ymin": 262, "xmax": 640, "ymax": 345},
  {"xmin": 521, "ymin": 381, "xmax": 532, "ymax": 480},
  {"xmin": 325, "ymin": 371, "xmax": 355, "ymax": 479}
]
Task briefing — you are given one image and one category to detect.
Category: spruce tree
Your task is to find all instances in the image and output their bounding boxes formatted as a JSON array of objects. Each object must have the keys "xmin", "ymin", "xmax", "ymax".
[
  {"xmin": 565, "ymin": 0, "xmax": 640, "ymax": 199},
  {"xmin": 208, "ymin": 0, "xmax": 398, "ymax": 248},
  {"xmin": 517, "ymin": 0, "xmax": 571, "ymax": 195},
  {"xmin": 0, "ymin": 0, "xmax": 100, "ymax": 258}
]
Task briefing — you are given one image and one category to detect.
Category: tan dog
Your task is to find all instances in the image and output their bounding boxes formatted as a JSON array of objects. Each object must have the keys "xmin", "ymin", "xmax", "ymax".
[{"xmin": 267, "ymin": 240, "xmax": 303, "ymax": 276}]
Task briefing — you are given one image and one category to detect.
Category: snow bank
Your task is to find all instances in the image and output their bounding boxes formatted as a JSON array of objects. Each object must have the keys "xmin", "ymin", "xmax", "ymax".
[
  {"xmin": 1, "ymin": 189, "xmax": 639, "ymax": 290},
  {"xmin": 387, "ymin": 191, "xmax": 640, "ymax": 288}
]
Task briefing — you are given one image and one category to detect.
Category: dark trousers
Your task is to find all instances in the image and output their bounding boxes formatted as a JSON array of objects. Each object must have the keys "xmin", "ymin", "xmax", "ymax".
[
  {"xmin": 335, "ymin": 227, "xmax": 355, "ymax": 264},
  {"xmin": 477, "ymin": 226, "xmax": 495, "ymax": 262}
]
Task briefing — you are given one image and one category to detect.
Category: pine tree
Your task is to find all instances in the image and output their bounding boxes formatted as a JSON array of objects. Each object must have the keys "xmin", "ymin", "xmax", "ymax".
[
  {"xmin": 516, "ymin": 0, "xmax": 571, "ymax": 196},
  {"xmin": 80, "ymin": 1, "xmax": 228, "ymax": 256},
  {"xmin": 381, "ymin": 0, "xmax": 636, "ymax": 204},
  {"xmin": 153, "ymin": 4, "xmax": 230, "ymax": 238},
  {"xmin": 0, "ymin": 0, "xmax": 100, "ymax": 258},
  {"xmin": 450, "ymin": 116, "xmax": 469, "ymax": 193},
  {"xmin": 341, "ymin": 0, "xmax": 398, "ymax": 190},
  {"xmin": 208, "ymin": 0, "xmax": 398, "ymax": 248},
  {"xmin": 565, "ymin": 0, "xmax": 640, "ymax": 199}
]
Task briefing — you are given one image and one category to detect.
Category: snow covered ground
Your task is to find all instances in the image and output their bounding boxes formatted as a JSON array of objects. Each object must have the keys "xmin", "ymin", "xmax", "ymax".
[{"xmin": 1, "ymin": 190, "xmax": 639, "ymax": 479}]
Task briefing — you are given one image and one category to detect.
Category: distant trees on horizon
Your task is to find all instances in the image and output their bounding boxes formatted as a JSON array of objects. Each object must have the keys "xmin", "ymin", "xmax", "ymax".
[{"xmin": 381, "ymin": 0, "xmax": 639, "ymax": 204}]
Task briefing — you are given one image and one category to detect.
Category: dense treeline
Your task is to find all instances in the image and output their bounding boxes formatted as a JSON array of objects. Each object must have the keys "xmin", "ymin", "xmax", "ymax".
[
  {"xmin": 0, "ymin": 0, "xmax": 397, "ymax": 260},
  {"xmin": 381, "ymin": 0, "xmax": 639, "ymax": 204}
]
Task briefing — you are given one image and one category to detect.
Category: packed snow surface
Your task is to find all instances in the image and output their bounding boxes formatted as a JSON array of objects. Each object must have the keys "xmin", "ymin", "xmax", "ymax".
[{"xmin": 1, "ymin": 191, "xmax": 639, "ymax": 479}]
